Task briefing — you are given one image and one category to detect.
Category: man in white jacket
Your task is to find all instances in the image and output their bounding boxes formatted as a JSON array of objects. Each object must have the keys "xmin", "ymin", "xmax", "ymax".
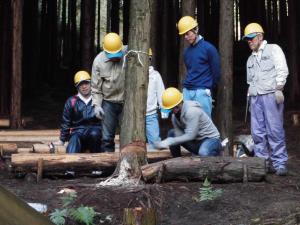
[
  {"xmin": 146, "ymin": 49, "xmax": 165, "ymax": 149},
  {"xmin": 243, "ymin": 23, "xmax": 289, "ymax": 176}
]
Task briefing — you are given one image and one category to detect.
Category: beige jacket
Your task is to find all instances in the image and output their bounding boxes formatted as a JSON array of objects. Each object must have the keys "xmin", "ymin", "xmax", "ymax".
[{"xmin": 91, "ymin": 47, "xmax": 127, "ymax": 107}]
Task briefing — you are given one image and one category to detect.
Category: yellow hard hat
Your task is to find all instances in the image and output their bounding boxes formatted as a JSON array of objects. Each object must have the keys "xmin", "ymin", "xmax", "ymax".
[
  {"xmin": 162, "ymin": 87, "xmax": 183, "ymax": 109},
  {"xmin": 243, "ymin": 23, "xmax": 264, "ymax": 39},
  {"xmin": 74, "ymin": 71, "xmax": 91, "ymax": 86},
  {"xmin": 103, "ymin": 33, "xmax": 123, "ymax": 54},
  {"xmin": 149, "ymin": 48, "xmax": 153, "ymax": 56},
  {"xmin": 177, "ymin": 16, "xmax": 198, "ymax": 35}
]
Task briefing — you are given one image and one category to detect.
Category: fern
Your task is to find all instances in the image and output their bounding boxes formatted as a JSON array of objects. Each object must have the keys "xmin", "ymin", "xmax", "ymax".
[
  {"xmin": 50, "ymin": 209, "xmax": 68, "ymax": 225},
  {"xmin": 69, "ymin": 206, "xmax": 96, "ymax": 225},
  {"xmin": 199, "ymin": 178, "xmax": 223, "ymax": 202},
  {"xmin": 61, "ymin": 192, "xmax": 77, "ymax": 208}
]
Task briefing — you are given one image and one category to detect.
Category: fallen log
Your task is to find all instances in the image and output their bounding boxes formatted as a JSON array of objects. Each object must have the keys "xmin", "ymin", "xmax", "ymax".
[
  {"xmin": 0, "ymin": 143, "xmax": 18, "ymax": 156},
  {"xmin": 141, "ymin": 156, "xmax": 266, "ymax": 183},
  {"xmin": 11, "ymin": 151, "xmax": 186, "ymax": 172},
  {"xmin": 0, "ymin": 136, "xmax": 59, "ymax": 142}
]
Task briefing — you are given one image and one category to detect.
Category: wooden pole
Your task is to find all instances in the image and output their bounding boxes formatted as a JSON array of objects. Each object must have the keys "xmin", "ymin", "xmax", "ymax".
[{"xmin": 36, "ymin": 158, "xmax": 43, "ymax": 182}]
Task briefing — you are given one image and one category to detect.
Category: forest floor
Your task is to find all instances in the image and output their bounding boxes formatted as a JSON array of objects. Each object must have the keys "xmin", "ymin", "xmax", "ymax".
[{"xmin": 1, "ymin": 110, "xmax": 300, "ymax": 225}]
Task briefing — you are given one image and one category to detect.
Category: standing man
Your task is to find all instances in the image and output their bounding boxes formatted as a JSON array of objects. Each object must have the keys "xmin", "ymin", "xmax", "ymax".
[
  {"xmin": 146, "ymin": 48, "xmax": 165, "ymax": 149},
  {"xmin": 177, "ymin": 16, "xmax": 221, "ymax": 117},
  {"xmin": 154, "ymin": 87, "xmax": 221, "ymax": 157},
  {"xmin": 91, "ymin": 33, "xmax": 126, "ymax": 152},
  {"xmin": 55, "ymin": 71, "xmax": 102, "ymax": 153},
  {"xmin": 243, "ymin": 23, "xmax": 289, "ymax": 176}
]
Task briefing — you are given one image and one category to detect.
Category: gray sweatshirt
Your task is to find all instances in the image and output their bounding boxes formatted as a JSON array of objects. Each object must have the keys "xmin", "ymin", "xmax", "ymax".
[{"xmin": 168, "ymin": 101, "xmax": 220, "ymax": 146}]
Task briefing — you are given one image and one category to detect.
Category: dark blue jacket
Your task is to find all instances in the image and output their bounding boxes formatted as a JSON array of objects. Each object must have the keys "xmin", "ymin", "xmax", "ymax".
[
  {"xmin": 60, "ymin": 96, "xmax": 101, "ymax": 142},
  {"xmin": 183, "ymin": 38, "xmax": 221, "ymax": 90}
]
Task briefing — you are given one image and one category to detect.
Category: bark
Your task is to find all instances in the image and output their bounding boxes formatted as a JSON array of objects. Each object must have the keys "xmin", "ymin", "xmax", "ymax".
[
  {"xmin": 120, "ymin": 0, "xmax": 151, "ymax": 147},
  {"xmin": 0, "ymin": 186, "xmax": 53, "ymax": 225},
  {"xmin": 141, "ymin": 156, "xmax": 266, "ymax": 183},
  {"xmin": 10, "ymin": 0, "xmax": 23, "ymax": 129},
  {"xmin": 80, "ymin": 0, "xmax": 96, "ymax": 72},
  {"xmin": 149, "ymin": 0, "xmax": 158, "ymax": 68},
  {"xmin": 123, "ymin": 207, "xmax": 156, "ymax": 225},
  {"xmin": 215, "ymin": 0, "xmax": 234, "ymax": 156},
  {"xmin": 178, "ymin": 0, "xmax": 196, "ymax": 89}
]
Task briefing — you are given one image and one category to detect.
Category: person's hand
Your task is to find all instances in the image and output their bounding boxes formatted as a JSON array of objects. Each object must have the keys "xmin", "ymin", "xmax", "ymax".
[
  {"xmin": 154, "ymin": 138, "xmax": 173, "ymax": 149},
  {"xmin": 275, "ymin": 85, "xmax": 284, "ymax": 104},
  {"xmin": 94, "ymin": 106, "xmax": 105, "ymax": 120},
  {"xmin": 52, "ymin": 140, "xmax": 65, "ymax": 146}
]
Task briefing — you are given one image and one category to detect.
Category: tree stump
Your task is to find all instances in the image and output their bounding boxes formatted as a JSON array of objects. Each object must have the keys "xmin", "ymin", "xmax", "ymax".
[{"xmin": 123, "ymin": 207, "xmax": 156, "ymax": 225}]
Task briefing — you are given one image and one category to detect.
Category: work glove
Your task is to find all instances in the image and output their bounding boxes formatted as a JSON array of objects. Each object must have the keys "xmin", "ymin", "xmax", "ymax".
[
  {"xmin": 52, "ymin": 140, "xmax": 65, "ymax": 146},
  {"xmin": 275, "ymin": 85, "xmax": 284, "ymax": 104},
  {"xmin": 94, "ymin": 105, "xmax": 105, "ymax": 120},
  {"xmin": 154, "ymin": 138, "xmax": 173, "ymax": 150},
  {"xmin": 160, "ymin": 108, "xmax": 171, "ymax": 119}
]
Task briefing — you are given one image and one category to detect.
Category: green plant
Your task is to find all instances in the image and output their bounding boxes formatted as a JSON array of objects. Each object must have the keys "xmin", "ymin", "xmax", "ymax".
[
  {"xmin": 70, "ymin": 206, "xmax": 96, "ymax": 225},
  {"xmin": 198, "ymin": 178, "xmax": 223, "ymax": 202},
  {"xmin": 50, "ymin": 193, "xmax": 96, "ymax": 225}
]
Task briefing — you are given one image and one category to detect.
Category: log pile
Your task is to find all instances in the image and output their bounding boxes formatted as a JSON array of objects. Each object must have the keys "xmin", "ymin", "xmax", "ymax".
[{"xmin": 0, "ymin": 129, "xmax": 267, "ymax": 183}]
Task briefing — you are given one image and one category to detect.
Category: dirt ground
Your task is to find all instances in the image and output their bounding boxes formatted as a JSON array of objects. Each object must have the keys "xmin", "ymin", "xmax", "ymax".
[{"xmin": 1, "ymin": 111, "xmax": 300, "ymax": 225}]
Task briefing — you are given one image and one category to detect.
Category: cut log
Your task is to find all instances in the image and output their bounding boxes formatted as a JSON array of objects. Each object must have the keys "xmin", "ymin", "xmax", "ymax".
[
  {"xmin": 0, "ymin": 144, "xmax": 33, "ymax": 157},
  {"xmin": 0, "ymin": 129, "xmax": 59, "ymax": 136},
  {"xmin": 0, "ymin": 136, "xmax": 59, "ymax": 142},
  {"xmin": 0, "ymin": 117, "xmax": 33, "ymax": 128},
  {"xmin": 33, "ymin": 144, "xmax": 66, "ymax": 154},
  {"xmin": 141, "ymin": 156, "xmax": 266, "ymax": 183},
  {"xmin": 10, "ymin": 151, "xmax": 190, "ymax": 172},
  {"xmin": 123, "ymin": 207, "xmax": 156, "ymax": 225}
]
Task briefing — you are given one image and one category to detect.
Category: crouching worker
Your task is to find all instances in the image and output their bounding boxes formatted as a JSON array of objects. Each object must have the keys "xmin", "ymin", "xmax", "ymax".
[
  {"xmin": 154, "ymin": 87, "xmax": 221, "ymax": 157},
  {"xmin": 54, "ymin": 71, "xmax": 102, "ymax": 153}
]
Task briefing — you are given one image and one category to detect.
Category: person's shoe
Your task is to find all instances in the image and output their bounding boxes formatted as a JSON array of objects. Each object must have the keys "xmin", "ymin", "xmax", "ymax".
[
  {"xmin": 276, "ymin": 167, "xmax": 288, "ymax": 176},
  {"xmin": 266, "ymin": 160, "xmax": 276, "ymax": 174}
]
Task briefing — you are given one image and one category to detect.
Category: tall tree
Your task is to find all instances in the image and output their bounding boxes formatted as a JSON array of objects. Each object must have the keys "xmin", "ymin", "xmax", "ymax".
[
  {"xmin": 10, "ymin": 0, "xmax": 23, "ymax": 128},
  {"xmin": 120, "ymin": 0, "xmax": 150, "ymax": 147},
  {"xmin": 0, "ymin": 0, "xmax": 11, "ymax": 116},
  {"xmin": 123, "ymin": 0, "xmax": 130, "ymax": 44},
  {"xmin": 178, "ymin": 0, "xmax": 196, "ymax": 89},
  {"xmin": 110, "ymin": 0, "xmax": 120, "ymax": 33},
  {"xmin": 286, "ymin": 0, "xmax": 300, "ymax": 106},
  {"xmin": 80, "ymin": 0, "xmax": 96, "ymax": 72},
  {"xmin": 216, "ymin": 0, "xmax": 234, "ymax": 156}
]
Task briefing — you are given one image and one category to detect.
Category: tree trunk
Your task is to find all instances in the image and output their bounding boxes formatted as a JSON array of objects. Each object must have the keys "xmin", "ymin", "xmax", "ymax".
[
  {"xmin": 0, "ymin": 0, "xmax": 11, "ymax": 116},
  {"xmin": 286, "ymin": 0, "xmax": 300, "ymax": 107},
  {"xmin": 80, "ymin": 0, "xmax": 96, "ymax": 72},
  {"xmin": 123, "ymin": 0, "xmax": 130, "ymax": 45},
  {"xmin": 141, "ymin": 156, "xmax": 266, "ymax": 183},
  {"xmin": 10, "ymin": 0, "xmax": 23, "ymax": 129},
  {"xmin": 120, "ymin": 0, "xmax": 150, "ymax": 147},
  {"xmin": 178, "ymin": 0, "xmax": 196, "ymax": 89},
  {"xmin": 123, "ymin": 207, "xmax": 156, "ymax": 225},
  {"xmin": 110, "ymin": 0, "xmax": 120, "ymax": 33},
  {"xmin": 216, "ymin": 0, "xmax": 233, "ymax": 156},
  {"xmin": 0, "ymin": 186, "xmax": 53, "ymax": 225}
]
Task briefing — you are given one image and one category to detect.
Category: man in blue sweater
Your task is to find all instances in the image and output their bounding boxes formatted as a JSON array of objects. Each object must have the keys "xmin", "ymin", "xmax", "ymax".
[{"xmin": 177, "ymin": 16, "xmax": 221, "ymax": 117}]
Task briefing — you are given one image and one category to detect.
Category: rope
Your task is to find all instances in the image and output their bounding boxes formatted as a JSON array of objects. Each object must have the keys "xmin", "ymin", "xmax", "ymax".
[{"xmin": 122, "ymin": 50, "xmax": 149, "ymax": 69}]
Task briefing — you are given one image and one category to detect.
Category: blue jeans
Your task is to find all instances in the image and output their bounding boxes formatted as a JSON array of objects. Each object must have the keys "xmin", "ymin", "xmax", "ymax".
[
  {"xmin": 101, "ymin": 100, "xmax": 123, "ymax": 152},
  {"xmin": 168, "ymin": 129, "xmax": 221, "ymax": 157},
  {"xmin": 183, "ymin": 88, "xmax": 212, "ymax": 117},
  {"xmin": 67, "ymin": 126, "xmax": 102, "ymax": 153},
  {"xmin": 146, "ymin": 113, "xmax": 161, "ymax": 150}
]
